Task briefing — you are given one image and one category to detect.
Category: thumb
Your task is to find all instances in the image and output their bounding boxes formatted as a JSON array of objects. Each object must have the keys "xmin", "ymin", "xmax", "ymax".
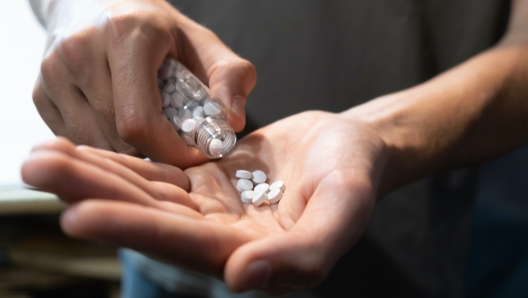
[
  {"xmin": 208, "ymin": 59, "xmax": 257, "ymax": 132},
  {"xmin": 224, "ymin": 232, "xmax": 334, "ymax": 294},
  {"xmin": 174, "ymin": 15, "xmax": 257, "ymax": 132},
  {"xmin": 224, "ymin": 176, "xmax": 377, "ymax": 294}
]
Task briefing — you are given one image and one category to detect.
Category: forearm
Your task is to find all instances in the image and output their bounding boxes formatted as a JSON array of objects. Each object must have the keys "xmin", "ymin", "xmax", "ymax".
[{"xmin": 345, "ymin": 38, "xmax": 528, "ymax": 196}]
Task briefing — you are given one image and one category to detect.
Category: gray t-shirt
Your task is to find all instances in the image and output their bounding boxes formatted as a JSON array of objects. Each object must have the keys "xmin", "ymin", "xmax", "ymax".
[{"xmin": 131, "ymin": 1, "xmax": 510, "ymax": 297}]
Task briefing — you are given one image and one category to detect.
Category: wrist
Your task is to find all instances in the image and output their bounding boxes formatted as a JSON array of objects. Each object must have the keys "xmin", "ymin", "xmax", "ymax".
[{"xmin": 340, "ymin": 92, "xmax": 421, "ymax": 197}]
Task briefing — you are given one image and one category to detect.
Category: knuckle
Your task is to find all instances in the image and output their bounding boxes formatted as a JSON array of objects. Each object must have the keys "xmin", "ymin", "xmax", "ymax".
[
  {"xmin": 32, "ymin": 85, "xmax": 48, "ymax": 108},
  {"xmin": 115, "ymin": 144, "xmax": 141, "ymax": 156},
  {"xmin": 57, "ymin": 32, "xmax": 94, "ymax": 75},
  {"xmin": 91, "ymin": 100, "xmax": 114, "ymax": 119},
  {"xmin": 106, "ymin": 11, "xmax": 171, "ymax": 47},
  {"xmin": 115, "ymin": 106, "xmax": 149, "ymax": 142},
  {"xmin": 238, "ymin": 60, "xmax": 257, "ymax": 87},
  {"xmin": 229, "ymin": 59, "xmax": 257, "ymax": 83},
  {"xmin": 40, "ymin": 54, "xmax": 61, "ymax": 82}
]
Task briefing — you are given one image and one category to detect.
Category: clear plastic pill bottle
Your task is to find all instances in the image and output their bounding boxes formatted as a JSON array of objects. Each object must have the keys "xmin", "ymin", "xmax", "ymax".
[{"xmin": 158, "ymin": 59, "xmax": 236, "ymax": 158}]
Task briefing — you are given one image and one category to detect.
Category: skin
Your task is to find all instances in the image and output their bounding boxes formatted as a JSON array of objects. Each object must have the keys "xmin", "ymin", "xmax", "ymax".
[
  {"xmin": 29, "ymin": 0, "xmax": 256, "ymax": 167},
  {"xmin": 22, "ymin": 112, "xmax": 386, "ymax": 293},
  {"xmin": 24, "ymin": 0, "xmax": 528, "ymax": 294}
]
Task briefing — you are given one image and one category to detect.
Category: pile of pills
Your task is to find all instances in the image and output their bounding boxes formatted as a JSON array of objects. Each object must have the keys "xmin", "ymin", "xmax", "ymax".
[
  {"xmin": 235, "ymin": 170, "xmax": 286, "ymax": 206},
  {"xmin": 157, "ymin": 58, "xmax": 236, "ymax": 158}
]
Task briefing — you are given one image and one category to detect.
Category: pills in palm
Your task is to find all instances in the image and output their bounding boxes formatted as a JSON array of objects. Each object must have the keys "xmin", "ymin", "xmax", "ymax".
[
  {"xmin": 252, "ymin": 191, "xmax": 267, "ymax": 207},
  {"xmin": 251, "ymin": 170, "xmax": 267, "ymax": 184},
  {"xmin": 267, "ymin": 188, "xmax": 283, "ymax": 204},
  {"xmin": 241, "ymin": 190, "xmax": 255, "ymax": 204},
  {"xmin": 236, "ymin": 169, "xmax": 285, "ymax": 205},
  {"xmin": 269, "ymin": 181, "xmax": 286, "ymax": 192},
  {"xmin": 237, "ymin": 179, "xmax": 253, "ymax": 192},
  {"xmin": 254, "ymin": 183, "xmax": 269, "ymax": 194},
  {"xmin": 236, "ymin": 170, "xmax": 252, "ymax": 179}
]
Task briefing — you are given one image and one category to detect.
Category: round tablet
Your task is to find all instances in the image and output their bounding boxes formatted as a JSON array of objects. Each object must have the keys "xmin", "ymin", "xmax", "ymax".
[
  {"xmin": 170, "ymin": 92, "xmax": 184, "ymax": 108},
  {"xmin": 251, "ymin": 170, "xmax": 267, "ymax": 184},
  {"xmin": 192, "ymin": 106, "xmax": 204, "ymax": 118},
  {"xmin": 209, "ymin": 139, "xmax": 223, "ymax": 155},
  {"xmin": 170, "ymin": 116, "xmax": 181, "ymax": 130},
  {"xmin": 179, "ymin": 109, "xmax": 192, "ymax": 122},
  {"xmin": 162, "ymin": 92, "xmax": 171, "ymax": 108},
  {"xmin": 236, "ymin": 179, "xmax": 253, "ymax": 192},
  {"xmin": 163, "ymin": 107, "xmax": 178, "ymax": 119},
  {"xmin": 254, "ymin": 183, "xmax": 269, "ymax": 194},
  {"xmin": 252, "ymin": 191, "xmax": 267, "ymax": 207},
  {"xmin": 241, "ymin": 190, "xmax": 255, "ymax": 204},
  {"xmin": 162, "ymin": 82, "xmax": 175, "ymax": 94},
  {"xmin": 203, "ymin": 102, "xmax": 221, "ymax": 116},
  {"xmin": 269, "ymin": 181, "xmax": 286, "ymax": 192},
  {"xmin": 181, "ymin": 119, "xmax": 197, "ymax": 133},
  {"xmin": 267, "ymin": 188, "xmax": 283, "ymax": 204},
  {"xmin": 236, "ymin": 170, "xmax": 252, "ymax": 179}
]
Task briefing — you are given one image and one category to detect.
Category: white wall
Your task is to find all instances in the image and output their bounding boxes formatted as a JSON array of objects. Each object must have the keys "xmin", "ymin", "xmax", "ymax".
[{"xmin": 0, "ymin": 1, "xmax": 53, "ymax": 185}]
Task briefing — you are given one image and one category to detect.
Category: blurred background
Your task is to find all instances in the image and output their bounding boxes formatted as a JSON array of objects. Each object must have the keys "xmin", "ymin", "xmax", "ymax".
[{"xmin": 0, "ymin": 2, "xmax": 120, "ymax": 297}]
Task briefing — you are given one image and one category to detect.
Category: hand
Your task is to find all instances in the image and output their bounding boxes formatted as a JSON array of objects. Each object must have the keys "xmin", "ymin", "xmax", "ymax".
[
  {"xmin": 21, "ymin": 111, "xmax": 388, "ymax": 293},
  {"xmin": 32, "ymin": 0, "xmax": 256, "ymax": 167}
]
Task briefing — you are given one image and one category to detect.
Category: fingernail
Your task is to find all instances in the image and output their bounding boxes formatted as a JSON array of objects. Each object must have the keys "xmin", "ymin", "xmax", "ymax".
[
  {"xmin": 237, "ymin": 260, "xmax": 271, "ymax": 292},
  {"xmin": 61, "ymin": 207, "xmax": 78, "ymax": 225},
  {"xmin": 231, "ymin": 95, "xmax": 246, "ymax": 122}
]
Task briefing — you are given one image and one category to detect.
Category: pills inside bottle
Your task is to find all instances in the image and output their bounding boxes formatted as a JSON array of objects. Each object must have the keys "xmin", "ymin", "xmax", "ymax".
[{"xmin": 158, "ymin": 58, "xmax": 236, "ymax": 158}]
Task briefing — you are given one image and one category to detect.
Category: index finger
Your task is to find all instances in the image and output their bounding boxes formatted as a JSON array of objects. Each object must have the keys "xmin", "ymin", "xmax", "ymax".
[
  {"xmin": 108, "ymin": 21, "xmax": 207, "ymax": 168},
  {"xmin": 62, "ymin": 200, "xmax": 253, "ymax": 277}
]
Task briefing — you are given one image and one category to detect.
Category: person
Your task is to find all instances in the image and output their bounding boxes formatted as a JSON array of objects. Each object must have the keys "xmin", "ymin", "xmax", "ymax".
[{"xmin": 25, "ymin": 0, "xmax": 528, "ymax": 297}]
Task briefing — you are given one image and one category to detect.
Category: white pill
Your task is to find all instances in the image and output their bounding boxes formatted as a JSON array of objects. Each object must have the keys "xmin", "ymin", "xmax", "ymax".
[
  {"xmin": 254, "ymin": 183, "xmax": 269, "ymax": 194},
  {"xmin": 236, "ymin": 170, "xmax": 252, "ymax": 179},
  {"xmin": 167, "ymin": 67, "xmax": 175, "ymax": 79},
  {"xmin": 163, "ymin": 107, "xmax": 178, "ymax": 119},
  {"xmin": 241, "ymin": 190, "xmax": 255, "ymax": 204},
  {"xmin": 193, "ymin": 116, "xmax": 205, "ymax": 124},
  {"xmin": 237, "ymin": 179, "xmax": 253, "ymax": 192},
  {"xmin": 203, "ymin": 102, "xmax": 221, "ymax": 116},
  {"xmin": 170, "ymin": 116, "xmax": 181, "ymax": 130},
  {"xmin": 251, "ymin": 170, "xmax": 267, "ymax": 184},
  {"xmin": 267, "ymin": 188, "xmax": 283, "ymax": 204},
  {"xmin": 167, "ymin": 78, "xmax": 176, "ymax": 87},
  {"xmin": 252, "ymin": 191, "xmax": 267, "ymax": 207},
  {"xmin": 181, "ymin": 119, "xmax": 197, "ymax": 133},
  {"xmin": 209, "ymin": 139, "xmax": 223, "ymax": 155},
  {"xmin": 162, "ymin": 92, "xmax": 171, "ymax": 107},
  {"xmin": 176, "ymin": 68, "xmax": 190, "ymax": 80},
  {"xmin": 162, "ymin": 82, "xmax": 175, "ymax": 94},
  {"xmin": 170, "ymin": 93, "xmax": 184, "ymax": 108},
  {"xmin": 192, "ymin": 106, "xmax": 204, "ymax": 118},
  {"xmin": 269, "ymin": 181, "xmax": 286, "ymax": 192},
  {"xmin": 169, "ymin": 59, "xmax": 178, "ymax": 70},
  {"xmin": 178, "ymin": 109, "xmax": 192, "ymax": 121}
]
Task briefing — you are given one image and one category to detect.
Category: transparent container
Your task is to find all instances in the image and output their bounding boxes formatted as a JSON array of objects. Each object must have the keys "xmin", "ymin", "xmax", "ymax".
[{"xmin": 157, "ymin": 58, "xmax": 236, "ymax": 158}]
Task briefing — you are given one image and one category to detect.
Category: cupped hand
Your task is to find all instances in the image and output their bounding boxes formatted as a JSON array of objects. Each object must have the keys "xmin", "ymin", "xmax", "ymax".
[
  {"xmin": 32, "ymin": 0, "xmax": 256, "ymax": 167},
  {"xmin": 21, "ymin": 111, "xmax": 388, "ymax": 293}
]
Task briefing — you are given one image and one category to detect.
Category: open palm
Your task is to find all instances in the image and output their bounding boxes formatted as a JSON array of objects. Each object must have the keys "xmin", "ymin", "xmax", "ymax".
[{"xmin": 22, "ymin": 111, "xmax": 388, "ymax": 293}]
